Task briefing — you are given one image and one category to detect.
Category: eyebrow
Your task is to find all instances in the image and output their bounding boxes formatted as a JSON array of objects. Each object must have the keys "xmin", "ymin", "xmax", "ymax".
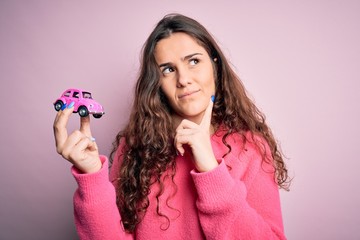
[{"xmin": 158, "ymin": 53, "xmax": 203, "ymax": 68}]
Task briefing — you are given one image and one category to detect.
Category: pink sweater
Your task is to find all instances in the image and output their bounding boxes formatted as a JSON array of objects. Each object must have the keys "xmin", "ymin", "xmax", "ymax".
[{"xmin": 72, "ymin": 131, "xmax": 286, "ymax": 239}]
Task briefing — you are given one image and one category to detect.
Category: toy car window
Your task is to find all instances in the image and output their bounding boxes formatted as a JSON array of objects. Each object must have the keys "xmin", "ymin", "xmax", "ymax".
[
  {"xmin": 73, "ymin": 92, "xmax": 79, "ymax": 98},
  {"xmin": 64, "ymin": 91, "xmax": 71, "ymax": 97},
  {"xmin": 83, "ymin": 92, "xmax": 92, "ymax": 99}
]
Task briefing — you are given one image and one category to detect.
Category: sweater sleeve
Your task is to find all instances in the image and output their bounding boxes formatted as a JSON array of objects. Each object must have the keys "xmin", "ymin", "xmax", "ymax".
[
  {"xmin": 191, "ymin": 139, "xmax": 286, "ymax": 240},
  {"xmin": 72, "ymin": 153, "xmax": 134, "ymax": 240}
]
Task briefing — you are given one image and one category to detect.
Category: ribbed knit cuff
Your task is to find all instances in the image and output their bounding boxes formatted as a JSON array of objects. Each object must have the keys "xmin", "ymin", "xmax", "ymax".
[
  {"xmin": 71, "ymin": 155, "xmax": 111, "ymax": 203},
  {"xmin": 191, "ymin": 159, "xmax": 236, "ymax": 207}
]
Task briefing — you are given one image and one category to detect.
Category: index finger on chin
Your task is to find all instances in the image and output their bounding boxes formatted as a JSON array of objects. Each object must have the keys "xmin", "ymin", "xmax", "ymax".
[{"xmin": 200, "ymin": 97, "xmax": 214, "ymax": 129}]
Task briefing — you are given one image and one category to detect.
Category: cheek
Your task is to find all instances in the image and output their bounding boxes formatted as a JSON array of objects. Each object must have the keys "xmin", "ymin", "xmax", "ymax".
[
  {"xmin": 202, "ymin": 64, "xmax": 216, "ymax": 92},
  {"xmin": 160, "ymin": 80, "xmax": 170, "ymax": 95},
  {"xmin": 209, "ymin": 78, "xmax": 216, "ymax": 92},
  {"xmin": 204, "ymin": 73, "xmax": 216, "ymax": 93},
  {"xmin": 160, "ymin": 82, "xmax": 175, "ymax": 104}
]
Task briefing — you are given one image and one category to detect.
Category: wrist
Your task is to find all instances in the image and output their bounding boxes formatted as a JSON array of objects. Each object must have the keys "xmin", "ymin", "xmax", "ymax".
[
  {"xmin": 75, "ymin": 158, "xmax": 102, "ymax": 174},
  {"xmin": 195, "ymin": 156, "xmax": 219, "ymax": 172},
  {"xmin": 86, "ymin": 161, "xmax": 102, "ymax": 173}
]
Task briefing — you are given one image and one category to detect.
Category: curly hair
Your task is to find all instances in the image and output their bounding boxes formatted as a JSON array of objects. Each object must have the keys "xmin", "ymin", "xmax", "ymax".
[{"xmin": 110, "ymin": 13, "xmax": 290, "ymax": 233}]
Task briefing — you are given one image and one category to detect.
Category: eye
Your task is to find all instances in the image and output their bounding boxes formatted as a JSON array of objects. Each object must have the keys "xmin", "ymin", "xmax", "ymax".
[
  {"xmin": 189, "ymin": 58, "xmax": 199, "ymax": 66},
  {"xmin": 162, "ymin": 66, "xmax": 174, "ymax": 74}
]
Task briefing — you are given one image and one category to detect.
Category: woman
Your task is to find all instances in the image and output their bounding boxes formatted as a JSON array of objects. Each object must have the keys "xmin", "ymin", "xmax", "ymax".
[{"xmin": 54, "ymin": 13, "xmax": 290, "ymax": 239}]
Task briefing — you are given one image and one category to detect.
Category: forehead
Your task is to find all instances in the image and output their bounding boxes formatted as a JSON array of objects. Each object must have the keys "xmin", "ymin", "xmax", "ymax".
[{"xmin": 154, "ymin": 32, "xmax": 207, "ymax": 62}]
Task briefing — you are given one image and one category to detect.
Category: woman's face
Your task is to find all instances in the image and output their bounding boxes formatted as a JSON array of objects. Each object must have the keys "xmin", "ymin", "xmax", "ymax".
[{"xmin": 154, "ymin": 32, "xmax": 216, "ymax": 124}]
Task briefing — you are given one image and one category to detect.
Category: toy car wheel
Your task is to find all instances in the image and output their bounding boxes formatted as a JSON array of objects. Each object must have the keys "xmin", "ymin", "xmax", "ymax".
[
  {"xmin": 78, "ymin": 106, "xmax": 89, "ymax": 117},
  {"xmin": 54, "ymin": 101, "xmax": 64, "ymax": 111},
  {"xmin": 93, "ymin": 114, "xmax": 102, "ymax": 119}
]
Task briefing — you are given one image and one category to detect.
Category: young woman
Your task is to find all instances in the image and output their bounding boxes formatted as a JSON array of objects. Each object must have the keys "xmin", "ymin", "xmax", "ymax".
[{"xmin": 54, "ymin": 13, "xmax": 290, "ymax": 239}]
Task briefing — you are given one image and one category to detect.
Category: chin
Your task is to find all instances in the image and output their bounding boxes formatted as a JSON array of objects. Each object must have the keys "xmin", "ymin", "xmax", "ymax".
[{"xmin": 179, "ymin": 106, "xmax": 205, "ymax": 119}]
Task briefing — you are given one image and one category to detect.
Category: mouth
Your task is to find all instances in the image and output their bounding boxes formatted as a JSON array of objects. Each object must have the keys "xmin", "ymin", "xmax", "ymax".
[{"xmin": 178, "ymin": 89, "xmax": 200, "ymax": 99}]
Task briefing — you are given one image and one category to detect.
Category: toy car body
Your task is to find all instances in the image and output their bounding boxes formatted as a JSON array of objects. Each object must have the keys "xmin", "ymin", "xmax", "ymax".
[{"xmin": 54, "ymin": 88, "xmax": 105, "ymax": 118}]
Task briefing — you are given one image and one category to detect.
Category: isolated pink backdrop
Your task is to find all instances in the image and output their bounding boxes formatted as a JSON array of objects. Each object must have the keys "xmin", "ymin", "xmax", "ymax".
[{"xmin": 1, "ymin": 1, "xmax": 359, "ymax": 239}]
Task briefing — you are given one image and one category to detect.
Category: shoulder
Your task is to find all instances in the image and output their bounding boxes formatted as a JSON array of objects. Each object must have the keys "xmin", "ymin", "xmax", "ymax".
[
  {"xmin": 224, "ymin": 131, "xmax": 275, "ymax": 187},
  {"xmin": 244, "ymin": 131, "xmax": 271, "ymax": 155},
  {"xmin": 220, "ymin": 130, "xmax": 273, "ymax": 170},
  {"xmin": 215, "ymin": 129, "xmax": 270, "ymax": 154}
]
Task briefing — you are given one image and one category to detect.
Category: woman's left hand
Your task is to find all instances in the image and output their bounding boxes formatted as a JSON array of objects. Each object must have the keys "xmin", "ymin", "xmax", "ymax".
[{"xmin": 174, "ymin": 98, "xmax": 218, "ymax": 172}]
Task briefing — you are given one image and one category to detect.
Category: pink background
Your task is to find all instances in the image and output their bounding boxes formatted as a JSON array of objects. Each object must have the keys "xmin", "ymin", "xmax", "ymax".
[{"xmin": 1, "ymin": 1, "xmax": 359, "ymax": 239}]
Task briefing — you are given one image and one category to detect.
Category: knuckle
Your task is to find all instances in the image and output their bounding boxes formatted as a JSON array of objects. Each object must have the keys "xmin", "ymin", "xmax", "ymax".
[
  {"xmin": 56, "ymin": 147, "xmax": 62, "ymax": 155},
  {"xmin": 73, "ymin": 129, "xmax": 81, "ymax": 135},
  {"xmin": 72, "ymin": 130, "xmax": 83, "ymax": 138},
  {"xmin": 55, "ymin": 143, "xmax": 64, "ymax": 154},
  {"xmin": 56, "ymin": 144, "xmax": 62, "ymax": 152},
  {"xmin": 53, "ymin": 124, "xmax": 60, "ymax": 133},
  {"xmin": 60, "ymin": 147, "xmax": 71, "ymax": 159}
]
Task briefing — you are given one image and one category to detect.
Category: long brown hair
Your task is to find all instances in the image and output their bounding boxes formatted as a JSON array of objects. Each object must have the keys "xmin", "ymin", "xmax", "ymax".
[{"xmin": 110, "ymin": 13, "xmax": 290, "ymax": 233}]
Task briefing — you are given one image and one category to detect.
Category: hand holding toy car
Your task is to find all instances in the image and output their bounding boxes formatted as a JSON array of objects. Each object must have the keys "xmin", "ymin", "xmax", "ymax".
[{"xmin": 53, "ymin": 89, "xmax": 103, "ymax": 173}]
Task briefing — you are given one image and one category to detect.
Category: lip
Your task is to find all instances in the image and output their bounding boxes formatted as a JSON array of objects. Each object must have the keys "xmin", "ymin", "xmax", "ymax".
[{"xmin": 178, "ymin": 89, "xmax": 200, "ymax": 99}]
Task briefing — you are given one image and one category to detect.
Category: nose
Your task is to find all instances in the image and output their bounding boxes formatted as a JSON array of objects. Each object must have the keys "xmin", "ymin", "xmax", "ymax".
[{"xmin": 176, "ymin": 67, "xmax": 192, "ymax": 87}]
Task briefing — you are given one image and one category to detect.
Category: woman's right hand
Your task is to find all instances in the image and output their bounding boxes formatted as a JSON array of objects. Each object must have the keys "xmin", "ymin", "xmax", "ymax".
[{"xmin": 53, "ymin": 102, "xmax": 102, "ymax": 174}]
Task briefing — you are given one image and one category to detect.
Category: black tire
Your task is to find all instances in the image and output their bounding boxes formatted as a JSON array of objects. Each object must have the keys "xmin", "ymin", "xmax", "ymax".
[
  {"xmin": 93, "ymin": 114, "xmax": 102, "ymax": 119},
  {"xmin": 54, "ymin": 101, "xmax": 63, "ymax": 111},
  {"xmin": 78, "ymin": 106, "xmax": 89, "ymax": 117}
]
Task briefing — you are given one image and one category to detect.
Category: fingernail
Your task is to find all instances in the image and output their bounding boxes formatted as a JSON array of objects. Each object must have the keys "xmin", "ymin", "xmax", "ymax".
[
  {"xmin": 67, "ymin": 101, "xmax": 75, "ymax": 108},
  {"xmin": 211, "ymin": 95, "xmax": 215, "ymax": 103},
  {"xmin": 61, "ymin": 103, "xmax": 67, "ymax": 110},
  {"xmin": 176, "ymin": 150, "xmax": 183, "ymax": 156},
  {"xmin": 90, "ymin": 137, "xmax": 96, "ymax": 142}
]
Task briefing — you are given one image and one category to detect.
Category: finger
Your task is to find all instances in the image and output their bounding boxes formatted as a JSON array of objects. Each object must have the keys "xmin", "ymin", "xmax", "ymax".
[
  {"xmin": 176, "ymin": 128, "xmax": 197, "ymax": 137},
  {"xmin": 200, "ymin": 97, "xmax": 214, "ymax": 129},
  {"xmin": 176, "ymin": 119, "xmax": 198, "ymax": 131},
  {"xmin": 80, "ymin": 115, "xmax": 92, "ymax": 138},
  {"xmin": 70, "ymin": 136, "xmax": 98, "ymax": 161},
  {"xmin": 60, "ymin": 130, "xmax": 84, "ymax": 160},
  {"xmin": 87, "ymin": 139, "xmax": 98, "ymax": 151},
  {"xmin": 174, "ymin": 137, "xmax": 186, "ymax": 156},
  {"xmin": 53, "ymin": 106, "xmax": 74, "ymax": 153},
  {"xmin": 85, "ymin": 136, "xmax": 98, "ymax": 151},
  {"xmin": 174, "ymin": 119, "xmax": 202, "ymax": 156}
]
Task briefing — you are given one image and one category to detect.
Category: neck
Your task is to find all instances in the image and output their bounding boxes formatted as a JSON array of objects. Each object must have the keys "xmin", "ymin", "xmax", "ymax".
[{"xmin": 172, "ymin": 113, "xmax": 202, "ymax": 125}]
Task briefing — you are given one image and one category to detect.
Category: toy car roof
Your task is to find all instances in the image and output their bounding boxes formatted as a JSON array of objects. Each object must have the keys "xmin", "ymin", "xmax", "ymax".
[{"xmin": 62, "ymin": 88, "xmax": 91, "ymax": 93}]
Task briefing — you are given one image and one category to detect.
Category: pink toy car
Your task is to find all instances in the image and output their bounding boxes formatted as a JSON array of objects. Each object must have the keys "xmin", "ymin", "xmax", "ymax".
[{"xmin": 54, "ymin": 88, "xmax": 105, "ymax": 118}]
